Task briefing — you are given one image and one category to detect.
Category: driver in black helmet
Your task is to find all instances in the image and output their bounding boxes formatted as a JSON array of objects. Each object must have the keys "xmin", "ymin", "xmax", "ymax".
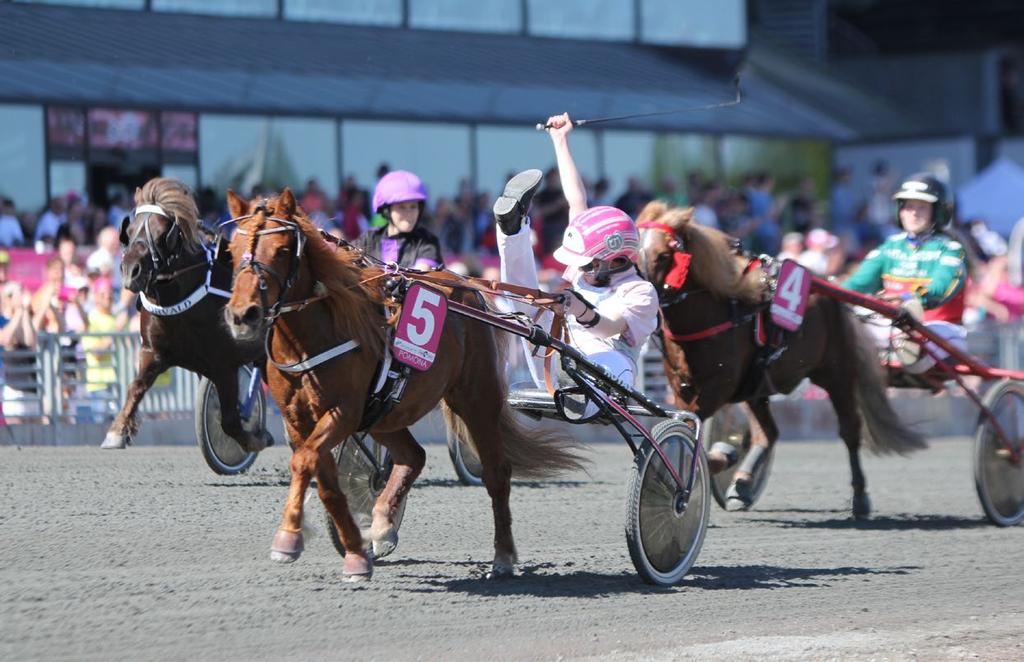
[{"xmin": 845, "ymin": 172, "xmax": 968, "ymax": 373}]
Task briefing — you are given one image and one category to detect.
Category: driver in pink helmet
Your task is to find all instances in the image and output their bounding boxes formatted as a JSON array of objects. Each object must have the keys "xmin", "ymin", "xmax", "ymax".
[
  {"xmin": 494, "ymin": 113, "xmax": 659, "ymax": 387},
  {"xmin": 355, "ymin": 170, "xmax": 442, "ymax": 270}
]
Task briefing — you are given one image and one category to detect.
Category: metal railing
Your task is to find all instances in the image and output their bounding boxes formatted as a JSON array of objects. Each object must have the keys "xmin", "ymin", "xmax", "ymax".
[
  {"xmin": 3, "ymin": 321, "xmax": 1024, "ymax": 426},
  {"xmin": 1, "ymin": 331, "xmax": 198, "ymax": 425}
]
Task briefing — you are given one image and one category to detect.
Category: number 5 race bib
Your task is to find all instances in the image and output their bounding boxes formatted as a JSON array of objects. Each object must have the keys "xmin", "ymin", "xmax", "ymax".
[
  {"xmin": 392, "ymin": 283, "xmax": 447, "ymax": 371},
  {"xmin": 770, "ymin": 260, "xmax": 810, "ymax": 332}
]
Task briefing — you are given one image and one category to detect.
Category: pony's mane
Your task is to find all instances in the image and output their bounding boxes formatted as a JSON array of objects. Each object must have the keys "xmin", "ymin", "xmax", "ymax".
[
  {"xmin": 651, "ymin": 203, "xmax": 765, "ymax": 304},
  {"xmin": 264, "ymin": 201, "xmax": 384, "ymax": 355},
  {"xmin": 134, "ymin": 177, "xmax": 202, "ymax": 249}
]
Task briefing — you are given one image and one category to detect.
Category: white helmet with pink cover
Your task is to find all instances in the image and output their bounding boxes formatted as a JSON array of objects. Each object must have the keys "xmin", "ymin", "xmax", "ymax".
[{"xmin": 553, "ymin": 206, "xmax": 640, "ymax": 267}]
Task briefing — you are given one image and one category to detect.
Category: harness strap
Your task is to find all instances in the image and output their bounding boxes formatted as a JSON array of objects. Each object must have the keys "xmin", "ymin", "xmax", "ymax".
[
  {"xmin": 139, "ymin": 244, "xmax": 231, "ymax": 316},
  {"xmin": 266, "ymin": 331, "xmax": 360, "ymax": 373}
]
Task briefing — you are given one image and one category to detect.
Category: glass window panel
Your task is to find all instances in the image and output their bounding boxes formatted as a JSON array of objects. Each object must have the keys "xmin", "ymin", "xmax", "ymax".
[
  {"xmin": 13, "ymin": 0, "xmax": 144, "ymax": 8},
  {"xmin": 162, "ymin": 112, "xmax": 197, "ymax": 152},
  {"xmin": 283, "ymin": 0, "xmax": 402, "ymax": 26},
  {"xmin": 162, "ymin": 164, "xmax": 198, "ymax": 191},
  {"xmin": 49, "ymin": 161, "xmax": 87, "ymax": 202},
  {"xmin": 409, "ymin": 0, "xmax": 521, "ymax": 33},
  {"xmin": 640, "ymin": 0, "xmax": 746, "ymax": 48},
  {"xmin": 88, "ymin": 109, "xmax": 158, "ymax": 150},
  {"xmin": 475, "ymin": 125, "xmax": 598, "ymax": 200},
  {"xmin": 721, "ymin": 136, "xmax": 830, "ymax": 195},
  {"xmin": 200, "ymin": 115, "xmax": 339, "ymax": 201},
  {"xmin": 341, "ymin": 120, "xmax": 471, "ymax": 202},
  {"xmin": 47, "ymin": 107, "xmax": 86, "ymax": 150},
  {"xmin": 527, "ymin": 0, "xmax": 633, "ymax": 41},
  {"xmin": 153, "ymin": 0, "xmax": 276, "ymax": 18},
  {"xmin": 649, "ymin": 134, "xmax": 718, "ymax": 202},
  {"xmin": 271, "ymin": 117, "xmax": 338, "ymax": 204},
  {"xmin": 602, "ymin": 130, "xmax": 658, "ymax": 202},
  {"xmin": 0, "ymin": 104, "xmax": 47, "ymax": 215}
]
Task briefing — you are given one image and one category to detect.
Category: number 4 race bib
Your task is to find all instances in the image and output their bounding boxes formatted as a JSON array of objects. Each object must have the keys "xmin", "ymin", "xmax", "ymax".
[
  {"xmin": 770, "ymin": 260, "xmax": 810, "ymax": 332},
  {"xmin": 392, "ymin": 283, "xmax": 447, "ymax": 371}
]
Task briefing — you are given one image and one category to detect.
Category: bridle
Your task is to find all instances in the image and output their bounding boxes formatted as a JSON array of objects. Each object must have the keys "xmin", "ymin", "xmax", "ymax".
[
  {"xmin": 636, "ymin": 220, "xmax": 696, "ymax": 307},
  {"xmin": 222, "ymin": 202, "xmax": 309, "ymax": 323},
  {"xmin": 121, "ymin": 203, "xmax": 187, "ymax": 290}
]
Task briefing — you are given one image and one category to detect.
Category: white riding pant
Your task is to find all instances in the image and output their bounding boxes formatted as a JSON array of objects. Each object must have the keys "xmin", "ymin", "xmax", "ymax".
[
  {"xmin": 860, "ymin": 313, "xmax": 967, "ymax": 374},
  {"xmin": 497, "ymin": 224, "xmax": 636, "ymax": 389}
]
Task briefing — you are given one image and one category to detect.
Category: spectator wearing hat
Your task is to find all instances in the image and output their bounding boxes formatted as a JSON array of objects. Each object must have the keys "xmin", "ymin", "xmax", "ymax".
[
  {"xmin": 799, "ymin": 228, "xmax": 839, "ymax": 275},
  {"xmin": 0, "ymin": 198, "xmax": 25, "ymax": 247}
]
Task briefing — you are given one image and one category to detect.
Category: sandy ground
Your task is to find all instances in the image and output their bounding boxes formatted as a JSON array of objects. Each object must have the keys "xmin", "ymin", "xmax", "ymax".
[{"xmin": 1, "ymin": 437, "xmax": 1022, "ymax": 661}]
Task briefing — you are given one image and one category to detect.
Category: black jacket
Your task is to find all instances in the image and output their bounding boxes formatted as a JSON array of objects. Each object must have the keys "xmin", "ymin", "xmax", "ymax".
[{"xmin": 355, "ymin": 225, "xmax": 443, "ymax": 269}]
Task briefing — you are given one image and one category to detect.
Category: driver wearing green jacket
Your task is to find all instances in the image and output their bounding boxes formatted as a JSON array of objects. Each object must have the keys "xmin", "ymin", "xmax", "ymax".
[{"xmin": 844, "ymin": 172, "xmax": 967, "ymax": 373}]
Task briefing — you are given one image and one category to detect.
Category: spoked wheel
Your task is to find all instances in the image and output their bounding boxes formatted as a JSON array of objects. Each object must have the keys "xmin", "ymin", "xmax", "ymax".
[
  {"xmin": 447, "ymin": 428, "xmax": 484, "ymax": 486},
  {"xmin": 626, "ymin": 419, "xmax": 710, "ymax": 586},
  {"xmin": 974, "ymin": 379, "xmax": 1024, "ymax": 526},
  {"xmin": 326, "ymin": 435, "xmax": 407, "ymax": 557},
  {"xmin": 703, "ymin": 404, "xmax": 773, "ymax": 510},
  {"xmin": 195, "ymin": 366, "xmax": 263, "ymax": 475}
]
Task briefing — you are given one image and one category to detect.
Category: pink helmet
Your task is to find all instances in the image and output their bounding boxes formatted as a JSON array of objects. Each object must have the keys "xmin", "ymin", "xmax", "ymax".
[
  {"xmin": 372, "ymin": 170, "xmax": 428, "ymax": 213},
  {"xmin": 553, "ymin": 206, "xmax": 639, "ymax": 267}
]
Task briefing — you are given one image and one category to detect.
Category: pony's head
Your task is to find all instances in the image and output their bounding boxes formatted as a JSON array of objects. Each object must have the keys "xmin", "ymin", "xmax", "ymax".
[
  {"xmin": 120, "ymin": 177, "xmax": 202, "ymax": 292},
  {"xmin": 637, "ymin": 201, "xmax": 693, "ymax": 294},
  {"xmin": 223, "ymin": 188, "xmax": 305, "ymax": 342},
  {"xmin": 637, "ymin": 201, "xmax": 764, "ymax": 305}
]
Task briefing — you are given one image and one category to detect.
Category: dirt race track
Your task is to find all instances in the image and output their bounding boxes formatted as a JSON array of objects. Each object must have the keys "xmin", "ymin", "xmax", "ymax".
[{"xmin": 2, "ymin": 436, "xmax": 1023, "ymax": 661}]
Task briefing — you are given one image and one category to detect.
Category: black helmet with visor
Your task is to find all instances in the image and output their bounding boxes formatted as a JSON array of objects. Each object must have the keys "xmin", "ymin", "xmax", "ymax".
[{"xmin": 893, "ymin": 173, "xmax": 953, "ymax": 231}]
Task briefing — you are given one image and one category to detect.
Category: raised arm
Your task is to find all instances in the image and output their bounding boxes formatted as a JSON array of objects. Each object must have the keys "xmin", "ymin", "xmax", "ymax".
[{"xmin": 545, "ymin": 113, "xmax": 588, "ymax": 221}]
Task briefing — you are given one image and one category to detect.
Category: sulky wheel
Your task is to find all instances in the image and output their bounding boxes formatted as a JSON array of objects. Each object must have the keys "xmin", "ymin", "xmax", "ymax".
[
  {"xmin": 626, "ymin": 419, "xmax": 710, "ymax": 586},
  {"xmin": 703, "ymin": 404, "xmax": 773, "ymax": 510},
  {"xmin": 195, "ymin": 366, "xmax": 262, "ymax": 476},
  {"xmin": 447, "ymin": 428, "xmax": 484, "ymax": 487},
  {"xmin": 326, "ymin": 435, "xmax": 407, "ymax": 557},
  {"xmin": 974, "ymin": 379, "xmax": 1024, "ymax": 526}
]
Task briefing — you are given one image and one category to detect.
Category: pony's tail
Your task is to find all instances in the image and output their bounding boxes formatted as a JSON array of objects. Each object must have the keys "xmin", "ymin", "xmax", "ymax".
[
  {"xmin": 843, "ymin": 306, "xmax": 928, "ymax": 455},
  {"xmin": 440, "ymin": 325, "xmax": 588, "ymax": 479},
  {"xmin": 441, "ymin": 403, "xmax": 589, "ymax": 479}
]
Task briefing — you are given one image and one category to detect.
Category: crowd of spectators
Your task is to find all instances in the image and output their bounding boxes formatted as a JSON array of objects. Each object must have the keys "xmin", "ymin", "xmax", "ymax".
[{"xmin": 3, "ymin": 158, "xmax": 1024, "ymax": 422}]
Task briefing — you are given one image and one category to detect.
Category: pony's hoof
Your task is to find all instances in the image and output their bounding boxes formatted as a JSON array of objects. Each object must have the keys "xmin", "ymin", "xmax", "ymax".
[
  {"xmin": 707, "ymin": 442, "xmax": 739, "ymax": 473},
  {"xmin": 342, "ymin": 553, "xmax": 373, "ymax": 582},
  {"xmin": 270, "ymin": 529, "xmax": 303, "ymax": 563},
  {"xmin": 371, "ymin": 528, "xmax": 399, "ymax": 559},
  {"xmin": 725, "ymin": 481, "xmax": 752, "ymax": 511},
  {"xmin": 486, "ymin": 562, "xmax": 515, "ymax": 580},
  {"xmin": 100, "ymin": 431, "xmax": 129, "ymax": 450},
  {"xmin": 852, "ymin": 493, "xmax": 872, "ymax": 520}
]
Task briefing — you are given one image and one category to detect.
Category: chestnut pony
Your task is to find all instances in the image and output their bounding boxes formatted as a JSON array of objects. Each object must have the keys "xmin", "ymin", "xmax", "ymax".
[
  {"xmin": 222, "ymin": 189, "xmax": 584, "ymax": 581},
  {"xmin": 637, "ymin": 202, "xmax": 925, "ymax": 518}
]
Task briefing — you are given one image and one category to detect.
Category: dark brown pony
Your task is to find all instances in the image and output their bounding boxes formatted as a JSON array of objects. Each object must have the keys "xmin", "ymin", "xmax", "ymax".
[
  {"xmin": 222, "ymin": 189, "xmax": 583, "ymax": 581},
  {"xmin": 637, "ymin": 202, "xmax": 926, "ymax": 518},
  {"xmin": 104, "ymin": 177, "xmax": 270, "ymax": 452}
]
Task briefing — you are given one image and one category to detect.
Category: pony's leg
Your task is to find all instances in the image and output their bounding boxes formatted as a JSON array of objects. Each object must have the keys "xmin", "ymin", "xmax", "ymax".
[
  {"xmin": 208, "ymin": 366, "xmax": 272, "ymax": 453},
  {"xmin": 273, "ymin": 411, "xmax": 371, "ymax": 579},
  {"xmin": 445, "ymin": 395, "xmax": 516, "ymax": 579},
  {"xmin": 312, "ymin": 444, "xmax": 375, "ymax": 581},
  {"xmin": 820, "ymin": 382, "xmax": 870, "ymax": 519},
  {"xmin": 366, "ymin": 428, "xmax": 425, "ymax": 558},
  {"xmin": 102, "ymin": 350, "xmax": 166, "ymax": 449},
  {"xmin": 725, "ymin": 398, "xmax": 778, "ymax": 510}
]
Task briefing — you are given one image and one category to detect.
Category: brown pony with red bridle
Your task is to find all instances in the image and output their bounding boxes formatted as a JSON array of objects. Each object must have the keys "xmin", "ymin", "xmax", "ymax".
[
  {"xmin": 221, "ymin": 188, "xmax": 584, "ymax": 581},
  {"xmin": 636, "ymin": 201, "xmax": 925, "ymax": 518}
]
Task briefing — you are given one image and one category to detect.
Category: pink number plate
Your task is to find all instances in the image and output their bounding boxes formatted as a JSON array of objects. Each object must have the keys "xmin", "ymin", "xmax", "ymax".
[
  {"xmin": 392, "ymin": 283, "xmax": 447, "ymax": 371},
  {"xmin": 770, "ymin": 260, "xmax": 810, "ymax": 332}
]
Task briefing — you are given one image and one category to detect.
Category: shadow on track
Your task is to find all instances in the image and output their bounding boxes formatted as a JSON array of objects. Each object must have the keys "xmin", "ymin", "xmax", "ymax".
[
  {"xmin": 397, "ymin": 562, "xmax": 920, "ymax": 597},
  {"xmin": 747, "ymin": 513, "xmax": 986, "ymax": 531}
]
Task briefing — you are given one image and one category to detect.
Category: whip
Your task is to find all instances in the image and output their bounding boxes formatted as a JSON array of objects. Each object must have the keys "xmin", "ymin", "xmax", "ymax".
[{"xmin": 535, "ymin": 76, "xmax": 742, "ymax": 131}]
